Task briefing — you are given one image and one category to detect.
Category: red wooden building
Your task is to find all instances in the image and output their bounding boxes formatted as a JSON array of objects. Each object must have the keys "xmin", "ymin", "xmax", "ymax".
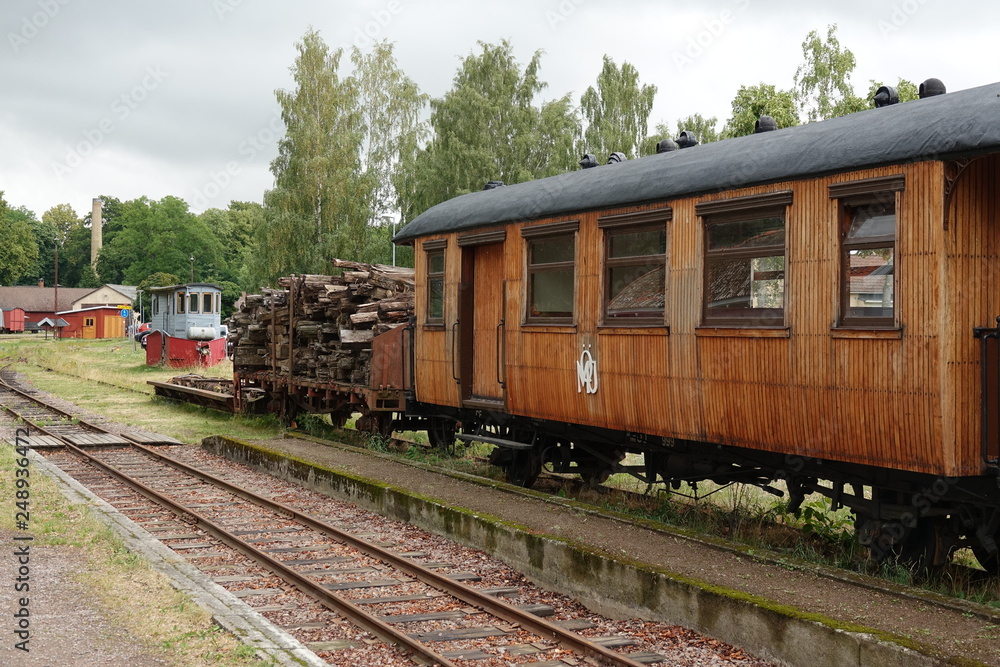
[{"xmin": 55, "ymin": 307, "xmax": 127, "ymax": 339}]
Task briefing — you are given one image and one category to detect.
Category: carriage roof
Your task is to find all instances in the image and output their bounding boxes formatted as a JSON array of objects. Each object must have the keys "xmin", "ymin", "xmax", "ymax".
[{"xmin": 394, "ymin": 81, "xmax": 1000, "ymax": 243}]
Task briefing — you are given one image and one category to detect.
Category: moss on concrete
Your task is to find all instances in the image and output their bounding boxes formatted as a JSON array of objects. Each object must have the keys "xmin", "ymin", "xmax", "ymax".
[{"xmin": 201, "ymin": 435, "xmax": 986, "ymax": 667}]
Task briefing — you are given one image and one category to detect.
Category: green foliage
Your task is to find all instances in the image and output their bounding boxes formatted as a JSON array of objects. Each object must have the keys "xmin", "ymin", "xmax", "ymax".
[
  {"xmin": 77, "ymin": 264, "xmax": 102, "ymax": 289},
  {"xmin": 353, "ymin": 41, "xmax": 427, "ymax": 238},
  {"xmin": 795, "ymin": 498, "xmax": 854, "ymax": 543},
  {"xmin": 261, "ymin": 28, "xmax": 366, "ymax": 283},
  {"xmin": 97, "ymin": 196, "xmax": 225, "ymax": 286},
  {"xmin": 794, "ymin": 24, "xmax": 865, "ymax": 121},
  {"xmin": 580, "ymin": 55, "xmax": 657, "ymax": 159},
  {"xmin": 0, "ymin": 191, "xmax": 40, "ymax": 285},
  {"xmin": 722, "ymin": 83, "xmax": 799, "ymax": 138},
  {"xmin": 396, "ymin": 40, "xmax": 580, "ymax": 228},
  {"xmin": 672, "ymin": 114, "xmax": 720, "ymax": 145}
]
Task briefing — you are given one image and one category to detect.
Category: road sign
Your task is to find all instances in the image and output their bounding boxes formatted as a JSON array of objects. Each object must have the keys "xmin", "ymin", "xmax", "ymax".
[{"xmin": 120, "ymin": 309, "xmax": 130, "ymax": 318}]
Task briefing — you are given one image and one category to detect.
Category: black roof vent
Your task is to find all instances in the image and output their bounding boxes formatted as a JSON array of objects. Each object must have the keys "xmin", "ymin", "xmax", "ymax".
[
  {"xmin": 579, "ymin": 153, "xmax": 599, "ymax": 169},
  {"xmin": 483, "ymin": 180, "xmax": 505, "ymax": 190},
  {"xmin": 656, "ymin": 138, "xmax": 679, "ymax": 153},
  {"xmin": 874, "ymin": 85, "xmax": 899, "ymax": 107},
  {"xmin": 754, "ymin": 115, "xmax": 777, "ymax": 133},
  {"xmin": 919, "ymin": 78, "xmax": 946, "ymax": 99},
  {"xmin": 676, "ymin": 131, "xmax": 699, "ymax": 148},
  {"xmin": 607, "ymin": 151, "xmax": 626, "ymax": 164}
]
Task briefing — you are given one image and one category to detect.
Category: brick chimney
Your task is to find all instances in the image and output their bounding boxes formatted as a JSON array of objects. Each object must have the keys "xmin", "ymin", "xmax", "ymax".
[{"xmin": 91, "ymin": 198, "xmax": 103, "ymax": 273}]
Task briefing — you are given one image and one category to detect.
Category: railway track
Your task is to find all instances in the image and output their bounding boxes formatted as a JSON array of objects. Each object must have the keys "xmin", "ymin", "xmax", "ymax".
[{"xmin": 1, "ymin": 373, "xmax": 679, "ymax": 666}]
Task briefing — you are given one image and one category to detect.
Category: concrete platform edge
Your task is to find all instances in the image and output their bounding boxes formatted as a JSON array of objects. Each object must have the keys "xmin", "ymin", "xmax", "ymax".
[
  {"xmin": 202, "ymin": 435, "xmax": 960, "ymax": 667},
  {"xmin": 29, "ymin": 449, "xmax": 327, "ymax": 667}
]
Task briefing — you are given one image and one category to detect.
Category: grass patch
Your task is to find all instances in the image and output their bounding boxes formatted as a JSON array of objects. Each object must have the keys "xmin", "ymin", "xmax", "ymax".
[{"xmin": 0, "ymin": 336, "xmax": 283, "ymax": 444}]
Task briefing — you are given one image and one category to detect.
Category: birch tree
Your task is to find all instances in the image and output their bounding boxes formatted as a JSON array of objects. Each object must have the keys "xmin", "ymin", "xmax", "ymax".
[{"xmin": 580, "ymin": 56, "xmax": 657, "ymax": 159}]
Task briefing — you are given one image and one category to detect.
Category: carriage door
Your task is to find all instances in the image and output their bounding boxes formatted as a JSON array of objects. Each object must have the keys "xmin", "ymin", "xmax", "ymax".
[{"xmin": 458, "ymin": 234, "xmax": 506, "ymax": 407}]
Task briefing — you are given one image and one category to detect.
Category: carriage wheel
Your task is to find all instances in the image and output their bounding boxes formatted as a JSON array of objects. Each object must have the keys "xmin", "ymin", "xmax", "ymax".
[
  {"xmin": 427, "ymin": 418, "xmax": 457, "ymax": 451},
  {"xmin": 856, "ymin": 514, "xmax": 956, "ymax": 570},
  {"xmin": 506, "ymin": 448, "xmax": 541, "ymax": 488}
]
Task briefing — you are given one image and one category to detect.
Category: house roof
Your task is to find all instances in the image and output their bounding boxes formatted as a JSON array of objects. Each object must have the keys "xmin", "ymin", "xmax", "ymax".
[
  {"xmin": 57, "ymin": 306, "xmax": 128, "ymax": 315},
  {"xmin": 148, "ymin": 283, "xmax": 222, "ymax": 293},
  {"xmin": 108, "ymin": 284, "xmax": 137, "ymax": 300},
  {"xmin": 0, "ymin": 286, "xmax": 95, "ymax": 313},
  {"xmin": 395, "ymin": 81, "xmax": 1000, "ymax": 242}
]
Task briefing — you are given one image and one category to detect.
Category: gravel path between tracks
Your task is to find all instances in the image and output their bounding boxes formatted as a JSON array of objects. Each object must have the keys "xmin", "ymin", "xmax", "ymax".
[{"xmin": 248, "ymin": 434, "xmax": 1000, "ymax": 667}]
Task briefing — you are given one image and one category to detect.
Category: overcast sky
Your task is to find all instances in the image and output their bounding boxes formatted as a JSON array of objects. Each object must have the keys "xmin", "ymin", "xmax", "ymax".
[{"xmin": 2, "ymin": 0, "xmax": 998, "ymax": 219}]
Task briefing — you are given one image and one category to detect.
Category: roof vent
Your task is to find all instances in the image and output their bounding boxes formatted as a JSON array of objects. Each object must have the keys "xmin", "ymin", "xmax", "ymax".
[
  {"xmin": 874, "ymin": 85, "xmax": 899, "ymax": 107},
  {"xmin": 579, "ymin": 153, "xmax": 599, "ymax": 169},
  {"xmin": 656, "ymin": 138, "xmax": 679, "ymax": 153},
  {"xmin": 918, "ymin": 78, "xmax": 946, "ymax": 99},
  {"xmin": 607, "ymin": 151, "xmax": 626, "ymax": 164},
  {"xmin": 676, "ymin": 131, "xmax": 699, "ymax": 148},
  {"xmin": 483, "ymin": 180, "xmax": 505, "ymax": 190},
  {"xmin": 754, "ymin": 115, "xmax": 777, "ymax": 133}
]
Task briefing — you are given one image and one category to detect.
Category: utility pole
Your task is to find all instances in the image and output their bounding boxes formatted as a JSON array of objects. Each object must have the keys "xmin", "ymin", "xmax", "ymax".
[{"xmin": 53, "ymin": 239, "xmax": 59, "ymax": 339}]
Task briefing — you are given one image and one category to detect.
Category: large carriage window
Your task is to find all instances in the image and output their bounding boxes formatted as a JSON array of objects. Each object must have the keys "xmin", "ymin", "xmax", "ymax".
[
  {"xmin": 423, "ymin": 241, "xmax": 446, "ymax": 324},
  {"xmin": 599, "ymin": 209, "xmax": 670, "ymax": 325},
  {"xmin": 830, "ymin": 175, "xmax": 904, "ymax": 328},
  {"xmin": 697, "ymin": 191, "xmax": 792, "ymax": 327},
  {"xmin": 523, "ymin": 221, "xmax": 579, "ymax": 325}
]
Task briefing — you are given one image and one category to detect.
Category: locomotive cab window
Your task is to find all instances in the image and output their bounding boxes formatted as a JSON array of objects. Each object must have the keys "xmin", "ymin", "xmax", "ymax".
[
  {"xmin": 176, "ymin": 292, "xmax": 186, "ymax": 314},
  {"xmin": 697, "ymin": 191, "xmax": 792, "ymax": 327},
  {"xmin": 522, "ymin": 221, "xmax": 579, "ymax": 325},
  {"xmin": 203, "ymin": 292, "xmax": 214, "ymax": 314},
  {"xmin": 598, "ymin": 209, "xmax": 671, "ymax": 325},
  {"xmin": 829, "ymin": 175, "xmax": 904, "ymax": 329},
  {"xmin": 189, "ymin": 292, "xmax": 200, "ymax": 313},
  {"xmin": 423, "ymin": 240, "xmax": 446, "ymax": 325}
]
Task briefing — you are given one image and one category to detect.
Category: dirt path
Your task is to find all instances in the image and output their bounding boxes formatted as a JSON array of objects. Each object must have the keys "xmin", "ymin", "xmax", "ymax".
[{"xmin": 0, "ymin": 537, "xmax": 168, "ymax": 667}]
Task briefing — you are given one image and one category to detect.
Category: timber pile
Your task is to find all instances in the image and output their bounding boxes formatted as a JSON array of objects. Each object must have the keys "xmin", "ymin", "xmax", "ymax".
[{"xmin": 228, "ymin": 260, "xmax": 414, "ymax": 385}]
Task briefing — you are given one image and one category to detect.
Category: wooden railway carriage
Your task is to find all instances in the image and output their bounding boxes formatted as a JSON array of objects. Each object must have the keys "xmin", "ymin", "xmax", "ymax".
[{"xmin": 394, "ymin": 81, "xmax": 1000, "ymax": 569}]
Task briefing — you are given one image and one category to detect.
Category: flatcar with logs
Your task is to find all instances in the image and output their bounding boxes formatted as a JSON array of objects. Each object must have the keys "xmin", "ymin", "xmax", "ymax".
[{"xmin": 389, "ymin": 79, "xmax": 1000, "ymax": 571}]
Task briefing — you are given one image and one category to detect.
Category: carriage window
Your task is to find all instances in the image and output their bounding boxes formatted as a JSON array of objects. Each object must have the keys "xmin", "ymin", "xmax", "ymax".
[
  {"xmin": 703, "ymin": 213, "xmax": 786, "ymax": 326},
  {"xmin": 525, "ymin": 232, "xmax": 576, "ymax": 324},
  {"xmin": 189, "ymin": 292, "xmax": 200, "ymax": 313},
  {"xmin": 829, "ymin": 175, "xmax": 904, "ymax": 329},
  {"xmin": 841, "ymin": 200, "xmax": 896, "ymax": 327},
  {"xmin": 152, "ymin": 296, "xmax": 159, "ymax": 316},
  {"xmin": 216, "ymin": 293, "xmax": 222, "ymax": 314},
  {"xmin": 203, "ymin": 292, "xmax": 214, "ymax": 314},
  {"xmin": 425, "ymin": 245, "xmax": 445, "ymax": 323},
  {"xmin": 176, "ymin": 292, "xmax": 186, "ymax": 314},
  {"xmin": 603, "ymin": 225, "xmax": 667, "ymax": 324}
]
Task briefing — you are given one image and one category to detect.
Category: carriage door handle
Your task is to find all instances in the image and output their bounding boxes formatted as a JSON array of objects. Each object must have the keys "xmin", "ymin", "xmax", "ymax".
[{"xmin": 451, "ymin": 321, "xmax": 460, "ymax": 383}]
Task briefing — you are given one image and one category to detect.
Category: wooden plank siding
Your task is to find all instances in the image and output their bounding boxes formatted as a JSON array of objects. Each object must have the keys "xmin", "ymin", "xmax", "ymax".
[
  {"xmin": 410, "ymin": 157, "xmax": 1000, "ymax": 477},
  {"xmin": 945, "ymin": 154, "xmax": 1000, "ymax": 474}
]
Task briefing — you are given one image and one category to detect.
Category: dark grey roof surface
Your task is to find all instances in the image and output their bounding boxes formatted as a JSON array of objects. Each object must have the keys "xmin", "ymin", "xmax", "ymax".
[{"xmin": 395, "ymin": 81, "xmax": 1000, "ymax": 243}]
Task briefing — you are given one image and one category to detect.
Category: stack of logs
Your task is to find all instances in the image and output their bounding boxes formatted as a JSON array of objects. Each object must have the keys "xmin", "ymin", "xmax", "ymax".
[{"xmin": 228, "ymin": 259, "xmax": 414, "ymax": 385}]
